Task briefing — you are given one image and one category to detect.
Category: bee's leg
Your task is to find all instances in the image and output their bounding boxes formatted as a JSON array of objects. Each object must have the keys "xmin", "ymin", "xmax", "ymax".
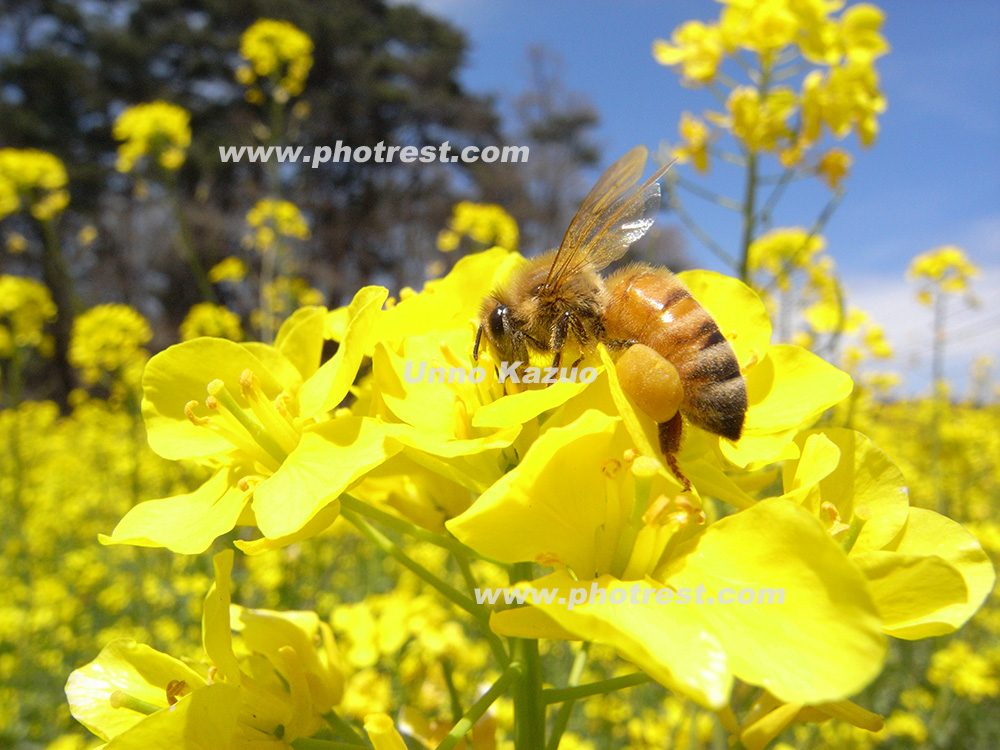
[
  {"xmin": 605, "ymin": 337, "xmax": 638, "ymax": 352},
  {"xmin": 473, "ymin": 325, "xmax": 484, "ymax": 360},
  {"xmin": 551, "ymin": 311, "xmax": 573, "ymax": 368},
  {"xmin": 658, "ymin": 413, "xmax": 692, "ymax": 492}
]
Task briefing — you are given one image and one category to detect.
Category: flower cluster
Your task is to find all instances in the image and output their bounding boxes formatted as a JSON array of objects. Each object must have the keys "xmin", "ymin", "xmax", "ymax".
[
  {"xmin": 655, "ymin": 0, "xmax": 887, "ymax": 175},
  {"xmin": 83, "ymin": 244, "xmax": 993, "ymax": 748},
  {"xmin": 0, "ymin": 275, "xmax": 57, "ymax": 360},
  {"xmin": 237, "ymin": 19, "xmax": 314, "ymax": 104},
  {"xmin": 66, "ymin": 550, "xmax": 412, "ymax": 749},
  {"xmin": 437, "ymin": 201, "xmax": 520, "ymax": 253},
  {"xmin": 907, "ymin": 244, "xmax": 979, "ymax": 302},
  {"xmin": 245, "ymin": 198, "xmax": 311, "ymax": 253},
  {"xmin": 0, "ymin": 148, "xmax": 70, "ymax": 222},
  {"xmin": 180, "ymin": 303, "xmax": 244, "ymax": 342},
  {"xmin": 112, "ymin": 102, "xmax": 192, "ymax": 174},
  {"xmin": 68, "ymin": 304, "xmax": 152, "ymax": 388}
]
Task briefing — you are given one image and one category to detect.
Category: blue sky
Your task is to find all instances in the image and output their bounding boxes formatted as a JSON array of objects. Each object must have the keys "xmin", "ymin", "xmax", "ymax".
[{"xmin": 409, "ymin": 0, "xmax": 1000, "ymax": 396}]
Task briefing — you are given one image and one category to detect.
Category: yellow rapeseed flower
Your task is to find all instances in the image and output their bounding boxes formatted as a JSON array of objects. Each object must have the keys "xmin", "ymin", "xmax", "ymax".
[
  {"xmin": 437, "ymin": 201, "xmax": 519, "ymax": 253},
  {"xmin": 907, "ymin": 245, "xmax": 979, "ymax": 297},
  {"xmin": 179, "ymin": 303, "xmax": 244, "ymax": 341},
  {"xmin": 0, "ymin": 275, "xmax": 57, "ymax": 358},
  {"xmin": 208, "ymin": 256, "xmax": 248, "ymax": 284},
  {"xmin": 0, "ymin": 148, "xmax": 70, "ymax": 221},
  {"xmin": 672, "ymin": 113, "xmax": 712, "ymax": 172},
  {"xmin": 68, "ymin": 304, "xmax": 152, "ymax": 386},
  {"xmin": 113, "ymin": 102, "xmax": 192, "ymax": 174},
  {"xmin": 816, "ymin": 147, "xmax": 852, "ymax": 188},
  {"xmin": 245, "ymin": 199, "xmax": 310, "ymax": 253},
  {"xmin": 709, "ymin": 86, "xmax": 798, "ymax": 153},
  {"xmin": 239, "ymin": 19, "xmax": 314, "ymax": 99},
  {"xmin": 652, "ymin": 21, "xmax": 724, "ymax": 84}
]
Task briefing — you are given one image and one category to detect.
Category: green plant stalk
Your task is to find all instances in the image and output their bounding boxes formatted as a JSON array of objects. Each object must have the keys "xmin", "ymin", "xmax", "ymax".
[
  {"xmin": 341, "ymin": 508, "xmax": 489, "ymax": 624},
  {"xmin": 321, "ymin": 709, "xmax": 370, "ymax": 746},
  {"xmin": 545, "ymin": 643, "xmax": 590, "ymax": 750},
  {"xmin": 168, "ymin": 181, "xmax": 216, "ymax": 303},
  {"xmin": 436, "ymin": 662, "xmax": 523, "ymax": 750},
  {"xmin": 542, "ymin": 672, "xmax": 653, "ymax": 704},
  {"xmin": 38, "ymin": 216, "xmax": 78, "ymax": 403},
  {"xmin": 292, "ymin": 739, "xmax": 369, "ymax": 750},
  {"xmin": 510, "ymin": 562, "xmax": 545, "ymax": 750},
  {"xmin": 451, "ymin": 550, "xmax": 510, "ymax": 667},
  {"xmin": 339, "ymin": 493, "xmax": 505, "ymax": 565}
]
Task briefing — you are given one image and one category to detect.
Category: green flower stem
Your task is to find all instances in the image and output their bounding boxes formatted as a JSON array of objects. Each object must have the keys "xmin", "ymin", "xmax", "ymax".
[
  {"xmin": 339, "ymin": 493, "xmax": 505, "ymax": 567},
  {"xmin": 673, "ymin": 174, "xmax": 743, "ymax": 212},
  {"xmin": 738, "ymin": 149, "xmax": 759, "ymax": 283},
  {"xmin": 510, "ymin": 562, "xmax": 545, "ymax": 750},
  {"xmin": 542, "ymin": 672, "xmax": 653, "ymax": 704},
  {"xmin": 841, "ymin": 505, "xmax": 872, "ymax": 553},
  {"xmin": 436, "ymin": 662, "xmax": 523, "ymax": 750},
  {"xmin": 545, "ymin": 643, "xmax": 590, "ymax": 750},
  {"xmin": 38, "ymin": 216, "xmax": 78, "ymax": 402},
  {"xmin": 167, "ymin": 177, "xmax": 216, "ymax": 304},
  {"xmin": 341, "ymin": 508, "xmax": 489, "ymax": 624},
  {"xmin": 665, "ymin": 180, "xmax": 739, "ymax": 271},
  {"xmin": 452, "ymin": 551, "xmax": 510, "ymax": 667},
  {"xmin": 442, "ymin": 658, "xmax": 465, "ymax": 722},
  {"xmin": 292, "ymin": 738, "xmax": 369, "ymax": 750},
  {"xmin": 321, "ymin": 709, "xmax": 370, "ymax": 746}
]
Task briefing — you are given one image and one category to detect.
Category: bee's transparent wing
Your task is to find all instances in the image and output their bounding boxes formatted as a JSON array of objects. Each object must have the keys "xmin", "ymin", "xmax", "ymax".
[{"xmin": 546, "ymin": 146, "xmax": 672, "ymax": 290}]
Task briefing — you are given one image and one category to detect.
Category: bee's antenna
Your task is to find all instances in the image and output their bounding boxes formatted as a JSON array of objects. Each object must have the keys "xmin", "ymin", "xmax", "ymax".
[{"xmin": 473, "ymin": 325, "xmax": 483, "ymax": 360}]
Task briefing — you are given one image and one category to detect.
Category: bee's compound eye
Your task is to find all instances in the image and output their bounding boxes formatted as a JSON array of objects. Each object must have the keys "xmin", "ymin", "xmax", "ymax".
[{"xmin": 488, "ymin": 304, "xmax": 507, "ymax": 338}]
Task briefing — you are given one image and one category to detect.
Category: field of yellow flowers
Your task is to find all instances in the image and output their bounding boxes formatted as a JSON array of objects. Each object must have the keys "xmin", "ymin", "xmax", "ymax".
[{"xmin": 1, "ymin": 3, "xmax": 998, "ymax": 750}]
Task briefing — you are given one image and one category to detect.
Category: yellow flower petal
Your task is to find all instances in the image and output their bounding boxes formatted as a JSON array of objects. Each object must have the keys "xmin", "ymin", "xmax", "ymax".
[
  {"xmin": 100, "ymin": 467, "xmax": 252, "ymax": 554},
  {"xmin": 66, "ymin": 639, "xmax": 207, "ymax": 742},
  {"xmin": 447, "ymin": 411, "xmax": 623, "ymax": 577},
  {"xmin": 142, "ymin": 339, "xmax": 287, "ymax": 460},
  {"xmin": 661, "ymin": 498, "xmax": 886, "ymax": 704},
  {"xmin": 720, "ymin": 345, "xmax": 853, "ymax": 467},
  {"xmin": 298, "ymin": 286, "xmax": 387, "ymax": 418},
  {"xmin": 252, "ymin": 416, "xmax": 399, "ymax": 538},
  {"xmin": 783, "ymin": 429, "xmax": 909, "ymax": 553},
  {"xmin": 873, "ymin": 508, "xmax": 995, "ymax": 637},
  {"xmin": 852, "ymin": 551, "xmax": 968, "ymax": 638}
]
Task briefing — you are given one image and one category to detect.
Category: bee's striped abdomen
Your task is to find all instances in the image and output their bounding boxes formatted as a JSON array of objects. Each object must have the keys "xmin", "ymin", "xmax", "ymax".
[{"xmin": 602, "ymin": 264, "xmax": 747, "ymax": 441}]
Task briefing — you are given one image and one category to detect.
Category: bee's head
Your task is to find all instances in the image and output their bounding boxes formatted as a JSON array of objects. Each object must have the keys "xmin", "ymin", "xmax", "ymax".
[{"xmin": 475, "ymin": 296, "xmax": 523, "ymax": 364}]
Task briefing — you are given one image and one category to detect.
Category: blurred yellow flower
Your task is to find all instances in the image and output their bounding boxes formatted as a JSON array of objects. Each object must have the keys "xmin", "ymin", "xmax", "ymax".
[
  {"xmin": 907, "ymin": 245, "xmax": 979, "ymax": 297},
  {"xmin": 437, "ymin": 201, "xmax": 519, "ymax": 253},
  {"xmin": 179, "ymin": 302, "xmax": 244, "ymax": 341},
  {"xmin": 208, "ymin": 255, "xmax": 248, "ymax": 283},
  {"xmin": 709, "ymin": 86, "xmax": 798, "ymax": 153},
  {"xmin": 68, "ymin": 304, "xmax": 152, "ymax": 386},
  {"xmin": 246, "ymin": 198, "xmax": 310, "ymax": 253},
  {"xmin": 112, "ymin": 101, "xmax": 192, "ymax": 173},
  {"xmin": 672, "ymin": 112, "xmax": 711, "ymax": 172},
  {"xmin": 0, "ymin": 148, "xmax": 70, "ymax": 221},
  {"xmin": 77, "ymin": 224, "xmax": 98, "ymax": 246},
  {"xmin": 239, "ymin": 19, "xmax": 314, "ymax": 98},
  {"xmin": 652, "ymin": 20, "xmax": 724, "ymax": 84},
  {"xmin": 747, "ymin": 227, "xmax": 826, "ymax": 289},
  {"xmin": 0, "ymin": 275, "xmax": 57, "ymax": 358},
  {"xmin": 816, "ymin": 147, "xmax": 852, "ymax": 188},
  {"xmin": 5, "ymin": 231, "xmax": 28, "ymax": 254}
]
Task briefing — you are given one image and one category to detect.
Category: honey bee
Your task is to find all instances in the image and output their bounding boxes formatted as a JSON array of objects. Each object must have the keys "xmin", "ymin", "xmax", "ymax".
[{"xmin": 473, "ymin": 146, "xmax": 747, "ymax": 489}]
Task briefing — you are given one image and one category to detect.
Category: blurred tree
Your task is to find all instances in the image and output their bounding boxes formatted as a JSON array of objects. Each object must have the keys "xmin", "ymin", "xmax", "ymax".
[{"xmin": 0, "ymin": 0, "xmax": 503, "ymax": 317}]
